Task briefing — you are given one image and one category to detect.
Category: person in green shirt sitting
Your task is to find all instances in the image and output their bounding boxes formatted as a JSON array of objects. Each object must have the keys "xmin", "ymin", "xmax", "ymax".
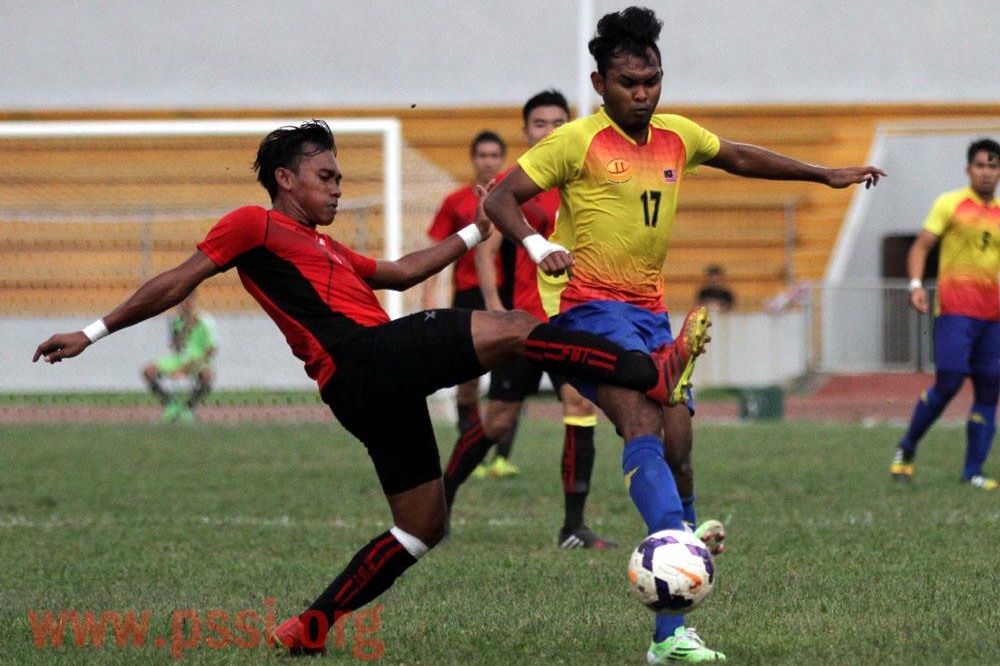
[{"xmin": 141, "ymin": 290, "xmax": 217, "ymax": 422}]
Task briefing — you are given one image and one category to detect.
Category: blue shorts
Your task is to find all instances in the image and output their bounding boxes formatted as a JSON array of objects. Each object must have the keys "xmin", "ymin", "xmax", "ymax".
[
  {"xmin": 934, "ymin": 315, "xmax": 1000, "ymax": 377},
  {"xmin": 550, "ymin": 301, "xmax": 694, "ymax": 410}
]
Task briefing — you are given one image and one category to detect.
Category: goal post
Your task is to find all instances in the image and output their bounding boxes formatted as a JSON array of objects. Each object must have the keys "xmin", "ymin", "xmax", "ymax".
[
  {"xmin": 0, "ymin": 117, "xmax": 406, "ymax": 318},
  {"xmin": 0, "ymin": 116, "xmax": 459, "ymax": 393}
]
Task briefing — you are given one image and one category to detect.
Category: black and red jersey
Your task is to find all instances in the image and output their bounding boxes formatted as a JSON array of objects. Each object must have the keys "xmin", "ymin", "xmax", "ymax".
[
  {"xmin": 493, "ymin": 167, "xmax": 560, "ymax": 320},
  {"xmin": 427, "ymin": 185, "xmax": 506, "ymax": 294},
  {"xmin": 512, "ymin": 187, "xmax": 559, "ymax": 320},
  {"xmin": 198, "ymin": 206, "xmax": 389, "ymax": 389}
]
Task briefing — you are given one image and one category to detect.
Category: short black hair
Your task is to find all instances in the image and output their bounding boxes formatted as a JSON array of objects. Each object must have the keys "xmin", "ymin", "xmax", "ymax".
[
  {"xmin": 967, "ymin": 138, "xmax": 1000, "ymax": 165},
  {"xmin": 588, "ymin": 6, "xmax": 663, "ymax": 75},
  {"xmin": 470, "ymin": 130, "xmax": 506, "ymax": 158},
  {"xmin": 253, "ymin": 119, "xmax": 336, "ymax": 201},
  {"xmin": 522, "ymin": 89, "xmax": 570, "ymax": 125}
]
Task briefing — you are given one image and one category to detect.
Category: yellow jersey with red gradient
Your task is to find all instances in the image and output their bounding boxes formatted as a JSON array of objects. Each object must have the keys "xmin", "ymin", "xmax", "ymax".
[
  {"xmin": 924, "ymin": 186, "xmax": 1000, "ymax": 321},
  {"xmin": 518, "ymin": 107, "xmax": 720, "ymax": 316}
]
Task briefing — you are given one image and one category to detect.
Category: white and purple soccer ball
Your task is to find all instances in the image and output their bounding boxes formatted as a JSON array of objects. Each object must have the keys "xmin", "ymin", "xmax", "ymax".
[{"xmin": 627, "ymin": 528, "xmax": 716, "ymax": 614}]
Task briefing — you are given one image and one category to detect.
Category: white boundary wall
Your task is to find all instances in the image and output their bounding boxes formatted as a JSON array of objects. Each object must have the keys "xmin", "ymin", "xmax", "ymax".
[
  {"xmin": 2, "ymin": 1, "xmax": 995, "ymax": 110},
  {"xmin": 4, "ymin": 315, "xmax": 312, "ymax": 393},
  {"xmin": 4, "ymin": 312, "xmax": 809, "ymax": 393}
]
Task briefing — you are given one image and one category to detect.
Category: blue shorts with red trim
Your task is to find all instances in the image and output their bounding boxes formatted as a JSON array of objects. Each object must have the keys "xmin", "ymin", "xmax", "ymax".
[{"xmin": 550, "ymin": 300, "xmax": 694, "ymax": 410}]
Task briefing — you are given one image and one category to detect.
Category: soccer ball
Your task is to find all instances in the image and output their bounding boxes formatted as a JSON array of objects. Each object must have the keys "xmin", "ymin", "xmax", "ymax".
[{"xmin": 627, "ymin": 529, "xmax": 716, "ymax": 614}]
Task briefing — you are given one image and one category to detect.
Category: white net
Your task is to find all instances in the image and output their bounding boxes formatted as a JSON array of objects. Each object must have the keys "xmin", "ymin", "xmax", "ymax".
[
  {"xmin": 0, "ymin": 119, "xmax": 458, "ymax": 318},
  {"xmin": 0, "ymin": 118, "xmax": 459, "ymax": 397}
]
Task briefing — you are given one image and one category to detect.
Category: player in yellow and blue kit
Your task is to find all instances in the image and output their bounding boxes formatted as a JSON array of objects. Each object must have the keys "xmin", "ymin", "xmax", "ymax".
[
  {"xmin": 485, "ymin": 7, "xmax": 885, "ymax": 662},
  {"xmin": 891, "ymin": 138, "xmax": 1000, "ymax": 491}
]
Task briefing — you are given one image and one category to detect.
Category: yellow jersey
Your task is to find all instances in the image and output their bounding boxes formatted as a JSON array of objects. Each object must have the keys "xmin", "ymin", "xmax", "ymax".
[
  {"xmin": 923, "ymin": 186, "xmax": 1000, "ymax": 321},
  {"xmin": 519, "ymin": 107, "xmax": 720, "ymax": 316}
]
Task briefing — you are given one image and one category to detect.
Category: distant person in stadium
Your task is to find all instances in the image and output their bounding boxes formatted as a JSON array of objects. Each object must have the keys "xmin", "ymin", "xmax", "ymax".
[
  {"xmin": 484, "ymin": 7, "xmax": 886, "ymax": 662},
  {"xmin": 33, "ymin": 119, "xmax": 708, "ymax": 656},
  {"xmin": 443, "ymin": 89, "xmax": 617, "ymax": 550},
  {"xmin": 891, "ymin": 138, "xmax": 1000, "ymax": 492},
  {"xmin": 422, "ymin": 130, "xmax": 510, "ymax": 452},
  {"xmin": 696, "ymin": 264, "xmax": 735, "ymax": 313},
  {"xmin": 141, "ymin": 290, "xmax": 217, "ymax": 423}
]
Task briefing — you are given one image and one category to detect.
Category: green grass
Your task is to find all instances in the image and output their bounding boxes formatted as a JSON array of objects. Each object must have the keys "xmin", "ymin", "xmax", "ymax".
[{"xmin": 1, "ymin": 419, "xmax": 998, "ymax": 664}]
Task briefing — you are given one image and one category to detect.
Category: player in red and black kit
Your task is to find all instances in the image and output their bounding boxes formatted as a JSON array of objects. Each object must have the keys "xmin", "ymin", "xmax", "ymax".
[
  {"xmin": 33, "ymin": 120, "xmax": 706, "ymax": 656},
  {"xmin": 443, "ymin": 90, "xmax": 617, "ymax": 549},
  {"xmin": 423, "ymin": 130, "xmax": 511, "ymax": 442}
]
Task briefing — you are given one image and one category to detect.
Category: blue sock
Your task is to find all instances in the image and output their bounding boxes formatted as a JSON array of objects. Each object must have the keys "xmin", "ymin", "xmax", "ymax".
[
  {"xmin": 654, "ymin": 613, "xmax": 685, "ymax": 643},
  {"xmin": 623, "ymin": 435, "xmax": 686, "ymax": 643},
  {"xmin": 622, "ymin": 435, "xmax": 685, "ymax": 532},
  {"xmin": 657, "ymin": 498, "xmax": 698, "ymax": 642},
  {"xmin": 652, "ymin": 497, "xmax": 705, "ymax": 642},
  {"xmin": 681, "ymin": 495, "xmax": 697, "ymax": 529},
  {"xmin": 899, "ymin": 388, "xmax": 948, "ymax": 457},
  {"xmin": 964, "ymin": 403, "xmax": 996, "ymax": 480}
]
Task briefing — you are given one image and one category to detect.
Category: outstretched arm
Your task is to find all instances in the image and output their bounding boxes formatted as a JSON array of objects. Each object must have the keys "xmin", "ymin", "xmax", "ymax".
[
  {"xmin": 706, "ymin": 139, "xmax": 886, "ymax": 189},
  {"xmin": 369, "ymin": 185, "xmax": 493, "ymax": 291},
  {"xmin": 33, "ymin": 250, "xmax": 220, "ymax": 363}
]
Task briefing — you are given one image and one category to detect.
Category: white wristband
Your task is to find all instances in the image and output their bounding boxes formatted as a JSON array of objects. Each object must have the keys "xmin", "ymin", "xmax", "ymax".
[
  {"xmin": 522, "ymin": 233, "xmax": 567, "ymax": 264},
  {"xmin": 82, "ymin": 319, "xmax": 109, "ymax": 343},
  {"xmin": 456, "ymin": 224, "xmax": 482, "ymax": 250},
  {"xmin": 908, "ymin": 278, "xmax": 923, "ymax": 292}
]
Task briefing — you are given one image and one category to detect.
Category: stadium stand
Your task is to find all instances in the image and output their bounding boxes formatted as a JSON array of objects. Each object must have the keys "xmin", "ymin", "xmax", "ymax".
[{"xmin": 2, "ymin": 104, "xmax": 997, "ymax": 315}]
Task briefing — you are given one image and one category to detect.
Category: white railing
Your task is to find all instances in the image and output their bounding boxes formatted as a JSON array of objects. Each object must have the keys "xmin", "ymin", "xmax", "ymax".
[{"xmin": 0, "ymin": 283, "xmax": 939, "ymax": 393}]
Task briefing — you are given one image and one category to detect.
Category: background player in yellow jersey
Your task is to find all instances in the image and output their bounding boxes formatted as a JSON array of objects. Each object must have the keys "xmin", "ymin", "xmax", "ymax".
[
  {"xmin": 891, "ymin": 138, "xmax": 1000, "ymax": 491},
  {"xmin": 485, "ymin": 7, "xmax": 885, "ymax": 663}
]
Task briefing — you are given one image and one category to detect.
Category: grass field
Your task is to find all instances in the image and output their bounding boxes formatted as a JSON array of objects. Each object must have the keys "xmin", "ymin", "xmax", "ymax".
[{"xmin": 2, "ymin": 418, "xmax": 998, "ymax": 665}]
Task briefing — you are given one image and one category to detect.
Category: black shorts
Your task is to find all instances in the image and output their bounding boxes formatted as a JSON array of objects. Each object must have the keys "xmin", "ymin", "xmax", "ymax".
[
  {"xmin": 487, "ymin": 356, "xmax": 567, "ymax": 402},
  {"xmin": 452, "ymin": 287, "xmax": 486, "ymax": 311},
  {"xmin": 321, "ymin": 309, "xmax": 486, "ymax": 495}
]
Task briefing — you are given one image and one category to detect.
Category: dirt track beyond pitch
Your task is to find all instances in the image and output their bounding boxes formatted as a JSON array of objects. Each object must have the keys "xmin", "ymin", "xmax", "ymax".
[{"xmin": 0, "ymin": 374, "xmax": 974, "ymax": 425}]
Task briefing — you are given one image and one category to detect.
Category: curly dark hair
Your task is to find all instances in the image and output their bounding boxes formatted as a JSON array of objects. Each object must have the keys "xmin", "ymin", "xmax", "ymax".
[
  {"xmin": 588, "ymin": 6, "xmax": 663, "ymax": 75},
  {"xmin": 253, "ymin": 120, "xmax": 336, "ymax": 201}
]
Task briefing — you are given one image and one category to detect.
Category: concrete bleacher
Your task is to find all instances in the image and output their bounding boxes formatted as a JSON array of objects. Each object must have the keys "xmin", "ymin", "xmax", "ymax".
[
  {"xmin": 0, "ymin": 129, "xmax": 394, "ymax": 315},
  {"xmin": 2, "ymin": 103, "xmax": 995, "ymax": 315},
  {"xmin": 390, "ymin": 102, "xmax": 997, "ymax": 309}
]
